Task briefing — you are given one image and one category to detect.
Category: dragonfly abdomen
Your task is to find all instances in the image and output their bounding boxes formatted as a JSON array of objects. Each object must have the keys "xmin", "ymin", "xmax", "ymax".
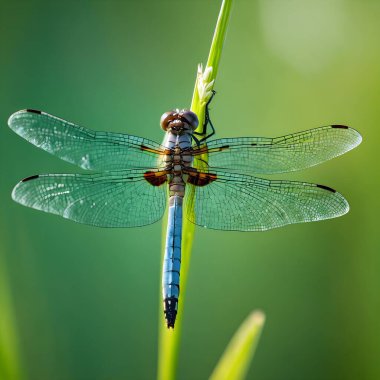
[{"xmin": 163, "ymin": 195, "xmax": 183, "ymax": 328}]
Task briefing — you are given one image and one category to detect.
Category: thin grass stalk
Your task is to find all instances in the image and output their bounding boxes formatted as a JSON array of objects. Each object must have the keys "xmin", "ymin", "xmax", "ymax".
[{"xmin": 157, "ymin": 1, "xmax": 233, "ymax": 380}]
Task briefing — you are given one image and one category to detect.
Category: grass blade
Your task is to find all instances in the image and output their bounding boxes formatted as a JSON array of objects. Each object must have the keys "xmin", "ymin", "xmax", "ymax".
[
  {"xmin": 0, "ymin": 236, "xmax": 23, "ymax": 380},
  {"xmin": 209, "ymin": 311, "xmax": 265, "ymax": 380}
]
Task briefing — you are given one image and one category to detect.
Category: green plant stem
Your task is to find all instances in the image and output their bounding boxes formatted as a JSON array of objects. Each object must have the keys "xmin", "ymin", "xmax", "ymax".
[
  {"xmin": 157, "ymin": 1, "xmax": 233, "ymax": 380},
  {"xmin": 191, "ymin": 0, "xmax": 233, "ymax": 128}
]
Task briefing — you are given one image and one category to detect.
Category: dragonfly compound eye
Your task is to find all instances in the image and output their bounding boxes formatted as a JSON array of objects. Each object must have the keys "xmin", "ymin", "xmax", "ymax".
[
  {"xmin": 160, "ymin": 111, "xmax": 178, "ymax": 131},
  {"xmin": 180, "ymin": 110, "xmax": 199, "ymax": 130}
]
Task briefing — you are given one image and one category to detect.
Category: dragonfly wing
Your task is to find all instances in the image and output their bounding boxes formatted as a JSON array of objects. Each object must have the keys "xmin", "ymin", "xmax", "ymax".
[
  {"xmin": 195, "ymin": 126, "xmax": 362, "ymax": 174},
  {"xmin": 8, "ymin": 110, "xmax": 166, "ymax": 171},
  {"xmin": 184, "ymin": 170, "xmax": 349, "ymax": 231},
  {"xmin": 12, "ymin": 170, "xmax": 167, "ymax": 227}
]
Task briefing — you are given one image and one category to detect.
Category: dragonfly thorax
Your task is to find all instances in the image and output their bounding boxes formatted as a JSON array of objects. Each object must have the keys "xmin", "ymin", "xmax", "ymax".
[{"xmin": 165, "ymin": 145, "xmax": 192, "ymax": 172}]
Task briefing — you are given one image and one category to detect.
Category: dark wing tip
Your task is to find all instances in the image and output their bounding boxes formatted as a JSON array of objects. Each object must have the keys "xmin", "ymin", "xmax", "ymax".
[
  {"xmin": 331, "ymin": 124, "xmax": 349, "ymax": 129},
  {"xmin": 21, "ymin": 174, "xmax": 40, "ymax": 182},
  {"xmin": 331, "ymin": 124, "xmax": 363, "ymax": 149},
  {"xmin": 8, "ymin": 109, "xmax": 43, "ymax": 130},
  {"xmin": 26, "ymin": 109, "xmax": 42, "ymax": 114},
  {"xmin": 11, "ymin": 176, "xmax": 40, "ymax": 204},
  {"xmin": 316, "ymin": 184, "xmax": 336, "ymax": 193}
]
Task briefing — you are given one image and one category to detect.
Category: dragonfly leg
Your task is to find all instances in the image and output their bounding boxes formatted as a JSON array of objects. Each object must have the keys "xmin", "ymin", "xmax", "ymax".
[
  {"xmin": 193, "ymin": 90, "xmax": 216, "ymax": 143},
  {"xmin": 191, "ymin": 134, "xmax": 201, "ymax": 148}
]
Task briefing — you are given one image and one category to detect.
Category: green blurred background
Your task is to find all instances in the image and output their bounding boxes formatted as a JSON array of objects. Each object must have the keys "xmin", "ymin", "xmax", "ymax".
[{"xmin": 0, "ymin": 1, "xmax": 378, "ymax": 379}]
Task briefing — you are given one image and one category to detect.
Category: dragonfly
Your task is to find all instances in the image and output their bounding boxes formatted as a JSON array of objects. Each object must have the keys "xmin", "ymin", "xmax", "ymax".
[{"xmin": 8, "ymin": 103, "xmax": 361, "ymax": 328}]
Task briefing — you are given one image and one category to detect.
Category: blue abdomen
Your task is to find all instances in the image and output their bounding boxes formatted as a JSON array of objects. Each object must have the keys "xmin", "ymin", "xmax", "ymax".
[{"xmin": 162, "ymin": 195, "xmax": 183, "ymax": 328}]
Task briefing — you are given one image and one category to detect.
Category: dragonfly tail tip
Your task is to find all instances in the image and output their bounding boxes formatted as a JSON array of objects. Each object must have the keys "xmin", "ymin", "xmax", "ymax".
[{"xmin": 164, "ymin": 297, "xmax": 178, "ymax": 329}]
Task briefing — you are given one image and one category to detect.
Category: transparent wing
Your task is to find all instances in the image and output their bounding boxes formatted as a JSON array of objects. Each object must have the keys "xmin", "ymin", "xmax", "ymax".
[
  {"xmin": 12, "ymin": 170, "xmax": 167, "ymax": 227},
  {"xmin": 193, "ymin": 126, "xmax": 362, "ymax": 174},
  {"xmin": 8, "ymin": 110, "xmax": 167, "ymax": 171},
  {"xmin": 185, "ymin": 170, "xmax": 349, "ymax": 231}
]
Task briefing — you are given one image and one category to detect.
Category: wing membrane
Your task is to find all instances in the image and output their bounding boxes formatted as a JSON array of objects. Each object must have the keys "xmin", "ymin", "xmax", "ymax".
[
  {"xmin": 12, "ymin": 170, "xmax": 167, "ymax": 227},
  {"xmin": 185, "ymin": 170, "xmax": 349, "ymax": 231},
  {"xmin": 194, "ymin": 126, "xmax": 362, "ymax": 174},
  {"xmin": 8, "ymin": 110, "xmax": 166, "ymax": 171}
]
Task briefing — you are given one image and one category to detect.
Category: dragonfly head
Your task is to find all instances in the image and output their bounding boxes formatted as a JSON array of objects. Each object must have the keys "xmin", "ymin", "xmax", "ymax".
[{"xmin": 160, "ymin": 109, "xmax": 199, "ymax": 135}]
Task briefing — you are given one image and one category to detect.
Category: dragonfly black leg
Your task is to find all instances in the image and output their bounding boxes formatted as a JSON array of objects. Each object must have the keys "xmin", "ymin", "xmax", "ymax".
[
  {"xmin": 191, "ymin": 134, "xmax": 201, "ymax": 148},
  {"xmin": 193, "ymin": 90, "xmax": 216, "ymax": 144}
]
